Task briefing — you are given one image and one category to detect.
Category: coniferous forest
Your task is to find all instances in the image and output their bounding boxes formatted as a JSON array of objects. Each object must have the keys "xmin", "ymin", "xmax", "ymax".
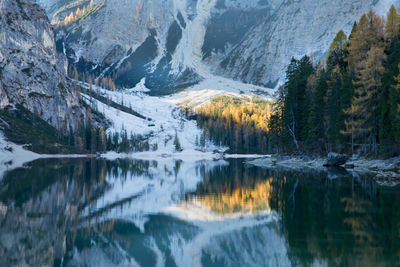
[
  {"xmin": 197, "ymin": 6, "xmax": 400, "ymax": 156},
  {"xmin": 195, "ymin": 96, "xmax": 272, "ymax": 154}
]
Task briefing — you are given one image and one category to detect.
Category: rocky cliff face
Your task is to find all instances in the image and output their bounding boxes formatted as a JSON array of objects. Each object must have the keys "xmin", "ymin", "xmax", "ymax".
[
  {"xmin": 217, "ymin": 0, "xmax": 400, "ymax": 88},
  {"xmin": 36, "ymin": 0, "xmax": 71, "ymax": 17},
  {"xmin": 0, "ymin": 0, "xmax": 85, "ymax": 131},
  {"xmin": 37, "ymin": 0, "xmax": 400, "ymax": 93},
  {"xmin": 40, "ymin": 0, "xmax": 273, "ymax": 94}
]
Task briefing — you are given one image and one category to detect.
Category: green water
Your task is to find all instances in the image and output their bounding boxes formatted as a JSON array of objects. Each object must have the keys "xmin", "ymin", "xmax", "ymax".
[{"xmin": 0, "ymin": 158, "xmax": 399, "ymax": 266}]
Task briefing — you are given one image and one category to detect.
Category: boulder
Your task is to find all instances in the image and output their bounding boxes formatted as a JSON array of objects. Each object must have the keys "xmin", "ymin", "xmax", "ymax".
[
  {"xmin": 324, "ymin": 153, "xmax": 349, "ymax": 167},
  {"xmin": 344, "ymin": 163, "xmax": 355, "ymax": 169}
]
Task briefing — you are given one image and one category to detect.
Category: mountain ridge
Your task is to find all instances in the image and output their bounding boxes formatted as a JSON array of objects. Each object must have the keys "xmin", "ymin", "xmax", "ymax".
[{"xmin": 37, "ymin": 0, "xmax": 400, "ymax": 93}]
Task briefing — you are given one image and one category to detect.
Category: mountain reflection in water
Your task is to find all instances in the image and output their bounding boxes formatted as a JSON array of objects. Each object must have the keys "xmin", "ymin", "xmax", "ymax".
[{"xmin": 0, "ymin": 158, "xmax": 399, "ymax": 266}]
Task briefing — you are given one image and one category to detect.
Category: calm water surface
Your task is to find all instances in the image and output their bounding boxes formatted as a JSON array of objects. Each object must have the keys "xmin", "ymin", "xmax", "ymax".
[{"xmin": 0, "ymin": 158, "xmax": 399, "ymax": 266}]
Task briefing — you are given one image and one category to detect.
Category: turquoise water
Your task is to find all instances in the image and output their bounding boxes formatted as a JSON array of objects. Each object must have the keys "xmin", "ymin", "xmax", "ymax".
[{"xmin": 0, "ymin": 158, "xmax": 399, "ymax": 266}]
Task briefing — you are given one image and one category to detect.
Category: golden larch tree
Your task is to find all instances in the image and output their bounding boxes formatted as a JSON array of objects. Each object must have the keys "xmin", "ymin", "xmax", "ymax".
[{"xmin": 385, "ymin": 5, "xmax": 400, "ymax": 40}]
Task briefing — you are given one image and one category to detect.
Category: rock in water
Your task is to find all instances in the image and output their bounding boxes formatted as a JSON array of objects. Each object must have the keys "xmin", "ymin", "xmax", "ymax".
[{"xmin": 324, "ymin": 153, "xmax": 350, "ymax": 167}]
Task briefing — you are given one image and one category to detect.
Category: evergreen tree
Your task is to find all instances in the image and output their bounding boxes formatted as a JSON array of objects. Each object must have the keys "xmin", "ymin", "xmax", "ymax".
[
  {"xmin": 200, "ymin": 131, "xmax": 206, "ymax": 148},
  {"xmin": 390, "ymin": 64, "xmax": 400, "ymax": 142},
  {"xmin": 348, "ymin": 21, "xmax": 358, "ymax": 40},
  {"xmin": 349, "ymin": 11, "xmax": 384, "ymax": 68},
  {"xmin": 380, "ymin": 36, "xmax": 400, "ymax": 146},
  {"xmin": 281, "ymin": 56, "xmax": 314, "ymax": 148},
  {"xmin": 98, "ymin": 128, "xmax": 107, "ymax": 152},
  {"xmin": 326, "ymin": 66, "xmax": 344, "ymax": 148},
  {"xmin": 345, "ymin": 46, "xmax": 386, "ymax": 154},
  {"xmin": 90, "ymin": 128, "xmax": 97, "ymax": 153},
  {"xmin": 174, "ymin": 131, "xmax": 182, "ymax": 152},
  {"xmin": 385, "ymin": 5, "xmax": 400, "ymax": 41},
  {"xmin": 327, "ymin": 30, "xmax": 348, "ymax": 64},
  {"xmin": 306, "ymin": 65, "xmax": 328, "ymax": 146}
]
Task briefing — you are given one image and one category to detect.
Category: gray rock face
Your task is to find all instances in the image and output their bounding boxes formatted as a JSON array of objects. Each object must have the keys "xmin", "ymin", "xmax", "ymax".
[
  {"xmin": 217, "ymin": 0, "xmax": 400, "ymax": 88},
  {"xmin": 36, "ymin": 0, "xmax": 71, "ymax": 17},
  {"xmin": 38, "ymin": 0, "xmax": 278, "ymax": 93},
  {"xmin": 36, "ymin": 0, "xmax": 400, "ymax": 93},
  {"xmin": 0, "ymin": 0, "xmax": 86, "ymax": 131},
  {"xmin": 0, "ymin": 81, "xmax": 8, "ymax": 109}
]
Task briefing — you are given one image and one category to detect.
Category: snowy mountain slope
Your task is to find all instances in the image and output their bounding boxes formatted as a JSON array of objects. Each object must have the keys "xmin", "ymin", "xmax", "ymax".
[
  {"xmin": 38, "ymin": 0, "xmax": 277, "ymax": 94},
  {"xmin": 37, "ymin": 0, "xmax": 400, "ymax": 95},
  {"xmin": 78, "ymin": 81, "xmax": 226, "ymax": 157}
]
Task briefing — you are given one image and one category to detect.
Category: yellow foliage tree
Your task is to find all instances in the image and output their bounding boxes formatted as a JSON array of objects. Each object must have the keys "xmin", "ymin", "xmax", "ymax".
[{"xmin": 385, "ymin": 5, "xmax": 400, "ymax": 40}]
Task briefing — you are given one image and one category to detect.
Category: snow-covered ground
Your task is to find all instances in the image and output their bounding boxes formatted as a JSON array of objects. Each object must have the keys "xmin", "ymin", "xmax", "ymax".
[
  {"xmin": 0, "ymin": 73, "xmax": 271, "ymax": 178},
  {"xmin": 169, "ymin": 0, "xmax": 275, "ymax": 99},
  {"xmin": 81, "ymin": 81, "xmax": 227, "ymax": 158},
  {"xmin": 0, "ymin": 133, "xmax": 40, "ymax": 180},
  {"xmin": 0, "ymin": 133, "xmax": 91, "ymax": 181}
]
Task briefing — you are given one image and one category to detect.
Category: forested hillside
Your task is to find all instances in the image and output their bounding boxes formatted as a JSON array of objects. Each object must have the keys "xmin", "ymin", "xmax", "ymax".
[
  {"xmin": 195, "ymin": 96, "xmax": 272, "ymax": 154},
  {"xmin": 272, "ymin": 6, "xmax": 400, "ymax": 156},
  {"xmin": 199, "ymin": 5, "xmax": 400, "ymax": 156}
]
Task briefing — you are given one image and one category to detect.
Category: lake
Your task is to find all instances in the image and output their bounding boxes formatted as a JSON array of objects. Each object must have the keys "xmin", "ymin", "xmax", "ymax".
[{"xmin": 0, "ymin": 158, "xmax": 399, "ymax": 266}]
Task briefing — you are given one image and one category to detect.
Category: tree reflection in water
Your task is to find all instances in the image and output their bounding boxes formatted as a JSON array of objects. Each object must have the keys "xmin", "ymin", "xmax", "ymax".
[{"xmin": 0, "ymin": 158, "xmax": 399, "ymax": 266}]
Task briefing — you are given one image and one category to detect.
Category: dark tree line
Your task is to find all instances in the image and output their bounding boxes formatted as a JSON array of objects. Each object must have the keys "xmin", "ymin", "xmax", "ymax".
[
  {"xmin": 270, "ymin": 7, "xmax": 400, "ymax": 156},
  {"xmin": 196, "ymin": 6, "xmax": 400, "ymax": 156}
]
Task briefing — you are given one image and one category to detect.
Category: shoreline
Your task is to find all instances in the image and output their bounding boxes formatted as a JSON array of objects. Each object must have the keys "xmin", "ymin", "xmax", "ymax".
[
  {"xmin": 2, "ymin": 135, "xmax": 400, "ymax": 187},
  {"xmin": 247, "ymin": 155, "xmax": 400, "ymax": 187}
]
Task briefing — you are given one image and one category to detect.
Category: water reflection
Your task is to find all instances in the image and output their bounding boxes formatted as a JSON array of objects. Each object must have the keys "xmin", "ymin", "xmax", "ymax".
[
  {"xmin": 191, "ymin": 179, "xmax": 273, "ymax": 215},
  {"xmin": 0, "ymin": 158, "xmax": 399, "ymax": 266}
]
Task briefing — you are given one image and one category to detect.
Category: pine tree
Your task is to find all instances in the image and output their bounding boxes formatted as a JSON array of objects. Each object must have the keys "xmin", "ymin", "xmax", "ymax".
[
  {"xmin": 349, "ymin": 11, "xmax": 384, "ymax": 68},
  {"xmin": 200, "ymin": 131, "xmax": 206, "ymax": 148},
  {"xmin": 327, "ymin": 30, "xmax": 348, "ymax": 64},
  {"xmin": 281, "ymin": 56, "xmax": 314, "ymax": 148},
  {"xmin": 174, "ymin": 131, "xmax": 182, "ymax": 152},
  {"xmin": 343, "ymin": 104, "xmax": 361, "ymax": 155},
  {"xmin": 90, "ymin": 128, "xmax": 97, "ymax": 153},
  {"xmin": 346, "ymin": 46, "xmax": 386, "ymax": 154},
  {"xmin": 390, "ymin": 64, "xmax": 400, "ymax": 141},
  {"xmin": 385, "ymin": 5, "xmax": 400, "ymax": 40},
  {"xmin": 349, "ymin": 22, "xmax": 358, "ymax": 40},
  {"xmin": 326, "ymin": 65, "xmax": 343, "ymax": 148},
  {"xmin": 98, "ymin": 128, "xmax": 107, "ymax": 152},
  {"xmin": 307, "ymin": 65, "xmax": 328, "ymax": 146},
  {"xmin": 88, "ymin": 75, "xmax": 93, "ymax": 90},
  {"xmin": 380, "ymin": 36, "xmax": 400, "ymax": 146}
]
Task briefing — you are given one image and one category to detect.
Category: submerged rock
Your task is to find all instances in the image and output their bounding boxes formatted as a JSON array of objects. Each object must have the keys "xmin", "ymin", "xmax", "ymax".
[{"xmin": 324, "ymin": 153, "xmax": 349, "ymax": 167}]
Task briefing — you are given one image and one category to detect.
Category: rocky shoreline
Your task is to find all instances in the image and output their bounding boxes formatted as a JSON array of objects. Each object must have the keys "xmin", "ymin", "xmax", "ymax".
[{"xmin": 247, "ymin": 155, "xmax": 400, "ymax": 187}]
